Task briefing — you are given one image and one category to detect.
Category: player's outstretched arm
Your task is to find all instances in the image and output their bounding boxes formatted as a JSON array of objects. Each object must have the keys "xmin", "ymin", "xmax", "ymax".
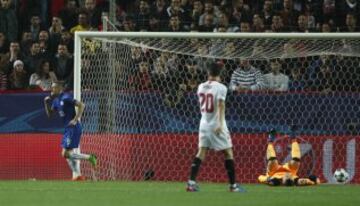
[
  {"xmin": 44, "ymin": 96, "xmax": 54, "ymax": 118},
  {"xmin": 296, "ymin": 177, "xmax": 320, "ymax": 186}
]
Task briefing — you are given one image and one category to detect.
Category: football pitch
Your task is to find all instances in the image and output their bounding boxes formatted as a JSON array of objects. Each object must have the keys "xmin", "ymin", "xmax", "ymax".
[{"xmin": 0, "ymin": 181, "xmax": 359, "ymax": 206}]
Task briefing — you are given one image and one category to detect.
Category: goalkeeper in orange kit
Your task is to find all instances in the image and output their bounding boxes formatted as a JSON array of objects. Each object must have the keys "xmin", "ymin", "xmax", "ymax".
[{"xmin": 258, "ymin": 127, "xmax": 320, "ymax": 186}]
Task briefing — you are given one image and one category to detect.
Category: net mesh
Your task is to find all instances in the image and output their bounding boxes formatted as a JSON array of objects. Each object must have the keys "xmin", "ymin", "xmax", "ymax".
[{"xmin": 79, "ymin": 34, "xmax": 360, "ymax": 183}]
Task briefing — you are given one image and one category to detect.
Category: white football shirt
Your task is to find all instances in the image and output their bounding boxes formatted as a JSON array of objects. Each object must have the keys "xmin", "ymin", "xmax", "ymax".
[{"xmin": 197, "ymin": 80, "xmax": 228, "ymax": 128}]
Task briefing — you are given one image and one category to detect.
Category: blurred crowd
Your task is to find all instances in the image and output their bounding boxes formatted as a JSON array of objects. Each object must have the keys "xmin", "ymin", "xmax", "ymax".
[
  {"xmin": 118, "ymin": 0, "xmax": 359, "ymax": 33},
  {"xmin": 0, "ymin": 0, "xmax": 359, "ymax": 92}
]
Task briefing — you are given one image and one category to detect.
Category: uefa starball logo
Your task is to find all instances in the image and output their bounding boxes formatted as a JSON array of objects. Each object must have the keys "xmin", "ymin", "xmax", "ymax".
[{"xmin": 265, "ymin": 136, "xmax": 356, "ymax": 183}]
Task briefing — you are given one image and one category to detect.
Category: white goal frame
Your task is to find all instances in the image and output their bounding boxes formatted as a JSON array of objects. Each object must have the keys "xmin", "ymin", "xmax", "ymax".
[{"xmin": 73, "ymin": 31, "xmax": 359, "ymax": 182}]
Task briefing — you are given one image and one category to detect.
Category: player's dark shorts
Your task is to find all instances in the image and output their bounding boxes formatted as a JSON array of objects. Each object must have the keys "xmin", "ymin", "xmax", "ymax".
[{"xmin": 62, "ymin": 123, "xmax": 82, "ymax": 149}]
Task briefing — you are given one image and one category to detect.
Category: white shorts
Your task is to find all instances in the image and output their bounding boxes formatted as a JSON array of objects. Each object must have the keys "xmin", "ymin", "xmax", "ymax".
[{"xmin": 198, "ymin": 127, "xmax": 232, "ymax": 151}]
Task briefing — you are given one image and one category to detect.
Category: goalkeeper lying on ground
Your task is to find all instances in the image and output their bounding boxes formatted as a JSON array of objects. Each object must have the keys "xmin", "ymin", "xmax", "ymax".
[{"xmin": 258, "ymin": 128, "xmax": 320, "ymax": 186}]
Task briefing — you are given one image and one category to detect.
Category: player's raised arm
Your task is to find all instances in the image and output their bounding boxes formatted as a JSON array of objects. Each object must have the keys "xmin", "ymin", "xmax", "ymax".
[{"xmin": 44, "ymin": 96, "xmax": 54, "ymax": 118}]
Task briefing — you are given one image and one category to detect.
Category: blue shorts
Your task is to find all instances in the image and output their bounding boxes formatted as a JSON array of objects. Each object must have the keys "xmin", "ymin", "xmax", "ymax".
[{"xmin": 61, "ymin": 123, "xmax": 82, "ymax": 149}]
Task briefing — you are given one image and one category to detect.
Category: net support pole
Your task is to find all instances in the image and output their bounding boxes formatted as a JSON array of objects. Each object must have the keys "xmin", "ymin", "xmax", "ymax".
[
  {"xmin": 73, "ymin": 31, "xmax": 83, "ymax": 175},
  {"xmin": 74, "ymin": 32, "xmax": 82, "ymax": 102},
  {"xmin": 109, "ymin": 0, "xmax": 117, "ymax": 28}
]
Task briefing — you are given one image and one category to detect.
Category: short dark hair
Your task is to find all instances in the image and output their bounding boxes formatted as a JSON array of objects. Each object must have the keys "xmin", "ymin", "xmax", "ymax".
[
  {"xmin": 268, "ymin": 178, "xmax": 281, "ymax": 186},
  {"xmin": 308, "ymin": 175, "xmax": 318, "ymax": 184},
  {"xmin": 207, "ymin": 61, "xmax": 222, "ymax": 77}
]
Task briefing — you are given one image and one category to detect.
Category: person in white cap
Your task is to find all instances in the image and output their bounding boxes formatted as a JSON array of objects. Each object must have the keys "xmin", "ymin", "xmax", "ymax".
[{"xmin": 8, "ymin": 60, "xmax": 28, "ymax": 89}]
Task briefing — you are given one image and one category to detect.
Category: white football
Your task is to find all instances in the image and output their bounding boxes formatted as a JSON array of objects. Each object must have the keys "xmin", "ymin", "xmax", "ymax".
[{"xmin": 334, "ymin": 168, "xmax": 349, "ymax": 183}]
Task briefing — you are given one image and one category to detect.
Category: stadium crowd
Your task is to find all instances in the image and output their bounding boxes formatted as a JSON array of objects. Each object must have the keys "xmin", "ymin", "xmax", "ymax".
[{"xmin": 0, "ymin": 0, "xmax": 359, "ymax": 93}]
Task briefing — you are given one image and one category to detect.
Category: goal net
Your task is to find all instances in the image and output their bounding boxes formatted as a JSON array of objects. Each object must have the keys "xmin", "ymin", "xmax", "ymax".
[{"xmin": 75, "ymin": 32, "xmax": 360, "ymax": 183}]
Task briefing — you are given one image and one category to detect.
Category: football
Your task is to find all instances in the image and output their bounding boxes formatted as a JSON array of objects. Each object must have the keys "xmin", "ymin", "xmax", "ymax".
[{"xmin": 334, "ymin": 168, "xmax": 349, "ymax": 183}]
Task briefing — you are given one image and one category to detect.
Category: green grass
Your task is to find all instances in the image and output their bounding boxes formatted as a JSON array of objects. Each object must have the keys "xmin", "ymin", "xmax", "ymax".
[{"xmin": 0, "ymin": 181, "xmax": 359, "ymax": 206}]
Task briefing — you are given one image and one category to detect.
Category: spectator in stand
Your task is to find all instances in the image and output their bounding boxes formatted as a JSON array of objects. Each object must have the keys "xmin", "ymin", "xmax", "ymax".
[
  {"xmin": 336, "ymin": 0, "xmax": 359, "ymax": 27},
  {"xmin": 288, "ymin": 67, "xmax": 305, "ymax": 92},
  {"xmin": 166, "ymin": 0, "xmax": 190, "ymax": 29},
  {"xmin": 48, "ymin": 16, "xmax": 64, "ymax": 54},
  {"xmin": 252, "ymin": 14, "xmax": 265, "ymax": 32},
  {"xmin": 70, "ymin": 12, "xmax": 90, "ymax": 34},
  {"xmin": 20, "ymin": 31, "xmax": 33, "ymax": 56},
  {"xmin": 0, "ymin": 41, "xmax": 23, "ymax": 76},
  {"xmin": 271, "ymin": 15, "xmax": 288, "ymax": 32},
  {"xmin": 296, "ymin": 14, "xmax": 313, "ymax": 32},
  {"xmin": 29, "ymin": 59, "xmax": 57, "ymax": 91},
  {"xmin": 49, "ymin": 16, "xmax": 65, "ymax": 35},
  {"xmin": 190, "ymin": 0, "xmax": 203, "ymax": 27},
  {"xmin": 231, "ymin": 0, "xmax": 251, "ymax": 26},
  {"xmin": 38, "ymin": 30, "xmax": 54, "ymax": 60},
  {"xmin": 129, "ymin": 58, "xmax": 152, "ymax": 91},
  {"xmin": 52, "ymin": 44, "xmax": 73, "ymax": 88},
  {"xmin": 60, "ymin": 31, "xmax": 74, "ymax": 53},
  {"xmin": 303, "ymin": 3, "xmax": 317, "ymax": 31},
  {"xmin": 28, "ymin": 14, "xmax": 42, "ymax": 41},
  {"xmin": 338, "ymin": 0, "xmax": 359, "ymax": 14},
  {"xmin": 0, "ymin": 32, "xmax": 9, "ymax": 54},
  {"xmin": 23, "ymin": 41, "xmax": 42, "ymax": 75},
  {"xmin": 320, "ymin": 0, "xmax": 336, "ymax": 28},
  {"xmin": 23, "ymin": 0, "xmax": 50, "ymax": 27},
  {"xmin": 321, "ymin": 22, "xmax": 332, "ymax": 32},
  {"xmin": 83, "ymin": 0, "xmax": 103, "ymax": 30},
  {"xmin": 166, "ymin": 0, "xmax": 184, "ymax": 18},
  {"xmin": 167, "ymin": 15, "xmax": 186, "ymax": 32},
  {"xmin": 310, "ymin": 60, "xmax": 338, "ymax": 93},
  {"xmin": 214, "ymin": 12, "xmax": 236, "ymax": 32},
  {"xmin": 239, "ymin": 21, "xmax": 251, "ymax": 32},
  {"xmin": 221, "ymin": 41, "xmax": 238, "ymax": 85},
  {"xmin": 130, "ymin": 46, "xmax": 143, "ymax": 68},
  {"xmin": 341, "ymin": 13, "xmax": 359, "ymax": 32},
  {"xmin": 38, "ymin": 30, "xmax": 50, "ymax": 48},
  {"xmin": 121, "ymin": 15, "xmax": 136, "ymax": 31},
  {"xmin": 229, "ymin": 59, "xmax": 265, "ymax": 92},
  {"xmin": 0, "ymin": 0, "xmax": 18, "ymax": 42},
  {"xmin": 0, "ymin": 32, "xmax": 8, "ymax": 89},
  {"xmin": 264, "ymin": 58, "xmax": 289, "ymax": 92},
  {"xmin": 8, "ymin": 60, "xmax": 28, "ymax": 89},
  {"xmin": 0, "ymin": 68, "xmax": 6, "ymax": 90},
  {"xmin": 59, "ymin": 0, "xmax": 79, "ymax": 30},
  {"xmin": 279, "ymin": 0, "xmax": 299, "ymax": 30},
  {"xmin": 261, "ymin": 0, "xmax": 274, "ymax": 28},
  {"xmin": 151, "ymin": 52, "xmax": 169, "ymax": 91},
  {"xmin": 179, "ymin": 58, "xmax": 206, "ymax": 92},
  {"xmin": 179, "ymin": 0, "xmax": 192, "ymax": 11},
  {"xmin": 148, "ymin": 14, "xmax": 161, "ymax": 31},
  {"xmin": 199, "ymin": 13, "xmax": 214, "ymax": 32},
  {"xmin": 199, "ymin": 0, "xmax": 219, "ymax": 26},
  {"xmin": 151, "ymin": 0, "xmax": 169, "ymax": 30},
  {"xmin": 135, "ymin": 0, "xmax": 151, "ymax": 31}
]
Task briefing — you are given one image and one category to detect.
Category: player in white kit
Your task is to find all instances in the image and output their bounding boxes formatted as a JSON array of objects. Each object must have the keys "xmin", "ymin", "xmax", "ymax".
[{"xmin": 186, "ymin": 62, "xmax": 245, "ymax": 192}]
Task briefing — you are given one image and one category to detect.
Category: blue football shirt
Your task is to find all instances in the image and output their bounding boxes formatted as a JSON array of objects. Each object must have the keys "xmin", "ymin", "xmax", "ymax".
[{"xmin": 51, "ymin": 92, "xmax": 77, "ymax": 126}]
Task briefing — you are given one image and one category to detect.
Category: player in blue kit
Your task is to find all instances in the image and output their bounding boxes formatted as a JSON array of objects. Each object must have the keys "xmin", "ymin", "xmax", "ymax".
[{"xmin": 44, "ymin": 81, "xmax": 97, "ymax": 181}]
